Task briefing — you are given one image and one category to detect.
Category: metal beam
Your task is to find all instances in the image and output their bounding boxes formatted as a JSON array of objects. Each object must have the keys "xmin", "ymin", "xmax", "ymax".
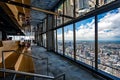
[
  {"xmin": 73, "ymin": 0, "xmax": 76, "ymax": 60},
  {"xmin": 95, "ymin": 0, "xmax": 99, "ymax": 70},
  {"xmin": 0, "ymin": 68, "xmax": 54, "ymax": 79},
  {"xmin": 62, "ymin": 0, "xmax": 65, "ymax": 55},
  {"xmin": 0, "ymin": 0, "xmax": 74, "ymax": 19}
]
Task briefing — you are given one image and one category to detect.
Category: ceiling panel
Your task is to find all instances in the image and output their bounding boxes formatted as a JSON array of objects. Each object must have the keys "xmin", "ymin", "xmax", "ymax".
[{"xmin": 31, "ymin": 0, "xmax": 60, "ymax": 26}]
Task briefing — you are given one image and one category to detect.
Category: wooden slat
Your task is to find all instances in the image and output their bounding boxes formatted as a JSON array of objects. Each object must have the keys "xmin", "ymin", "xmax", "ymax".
[
  {"xmin": 0, "ymin": 41, "xmax": 20, "ymax": 67},
  {"xmin": 15, "ymin": 48, "xmax": 34, "ymax": 73},
  {"xmin": 14, "ymin": 54, "xmax": 23, "ymax": 71},
  {"xmin": 0, "ymin": 41, "xmax": 34, "ymax": 77}
]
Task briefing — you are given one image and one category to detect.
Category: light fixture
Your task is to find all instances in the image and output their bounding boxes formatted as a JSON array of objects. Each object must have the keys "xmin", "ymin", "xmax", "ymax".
[{"xmin": 0, "ymin": 41, "xmax": 3, "ymax": 47}]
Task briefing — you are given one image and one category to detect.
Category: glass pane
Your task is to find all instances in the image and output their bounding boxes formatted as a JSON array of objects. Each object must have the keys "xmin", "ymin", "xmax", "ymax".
[
  {"xmin": 64, "ymin": 24, "xmax": 74, "ymax": 58},
  {"xmin": 98, "ymin": 8, "xmax": 120, "ymax": 78},
  {"xmin": 75, "ymin": 17, "xmax": 95, "ymax": 67},
  {"xmin": 57, "ymin": 28, "xmax": 63, "ymax": 54},
  {"xmin": 75, "ymin": 0, "xmax": 96, "ymax": 17}
]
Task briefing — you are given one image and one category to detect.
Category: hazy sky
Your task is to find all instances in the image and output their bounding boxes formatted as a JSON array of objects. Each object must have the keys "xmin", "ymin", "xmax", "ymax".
[{"xmin": 57, "ymin": 8, "xmax": 120, "ymax": 41}]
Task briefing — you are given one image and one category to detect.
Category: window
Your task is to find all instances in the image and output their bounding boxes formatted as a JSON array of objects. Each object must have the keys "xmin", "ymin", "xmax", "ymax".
[
  {"xmin": 98, "ymin": 8, "xmax": 120, "ymax": 78},
  {"xmin": 57, "ymin": 28, "xmax": 63, "ymax": 54},
  {"xmin": 75, "ymin": 17, "xmax": 95, "ymax": 67},
  {"xmin": 64, "ymin": 24, "xmax": 74, "ymax": 58}
]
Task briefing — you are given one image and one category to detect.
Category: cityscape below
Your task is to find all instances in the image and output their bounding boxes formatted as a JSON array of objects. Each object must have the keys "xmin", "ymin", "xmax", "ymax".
[{"xmin": 57, "ymin": 40, "xmax": 120, "ymax": 78}]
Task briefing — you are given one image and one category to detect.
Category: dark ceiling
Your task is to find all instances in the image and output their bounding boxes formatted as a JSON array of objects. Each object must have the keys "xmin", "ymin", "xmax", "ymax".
[
  {"xmin": 31, "ymin": 0, "xmax": 61, "ymax": 26},
  {"xmin": 0, "ymin": 0, "xmax": 63, "ymax": 35}
]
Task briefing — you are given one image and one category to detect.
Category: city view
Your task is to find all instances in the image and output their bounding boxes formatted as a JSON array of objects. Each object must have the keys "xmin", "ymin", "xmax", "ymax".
[
  {"xmin": 57, "ymin": 40, "xmax": 120, "ymax": 78},
  {"xmin": 57, "ymin": 8, "xmax": 120, "ymax": 78}
]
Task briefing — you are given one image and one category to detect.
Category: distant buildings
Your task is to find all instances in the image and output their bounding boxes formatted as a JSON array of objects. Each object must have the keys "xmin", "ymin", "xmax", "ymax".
[{"xmin": 57, "ymin": 40, "xmax": 120, "ymax": 77}]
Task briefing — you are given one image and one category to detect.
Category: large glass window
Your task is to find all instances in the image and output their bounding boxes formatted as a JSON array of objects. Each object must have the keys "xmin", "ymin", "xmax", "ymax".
[
  {"xmin": 75, "ymin": 17, "xmax": 95, "ymax": 67},
  {"xmin": 98, "ymin": 8, "xmax": 120, "ymax": 78},
  {"xmin": 64, "ymin": 24, "xmax": 74, "ymax": 58},
  {"xmin": 57, "ymin": 28, "xmax": 63, "ymax": 54}
]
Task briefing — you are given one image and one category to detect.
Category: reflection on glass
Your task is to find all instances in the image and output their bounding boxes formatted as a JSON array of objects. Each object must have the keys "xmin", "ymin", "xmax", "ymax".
[
  {"xmin": 42, "ymin": 34, "xmax": 46, "ymax": 47},
  {"xmin": 64, "ymin": 0, "xmax": 74, "ymax": 23},
  {"xmin": 99, "ymin": 0, "xmax": 115, "ymax": 7},
  {"xmin": 98, "ymin": 8, "xmax": 120, "ymax": 78},
  {"xmin": 57, "ymin": 4, "xmax": 63, "ymax": 26},
  {"xmin": 75, "ymin": 17, "xmax": 95, "ymax": 67},
  {"xmin": 64, "ymin": 24, "xmax": 74, "ymax": 58},
  {"xmin": 54, "ymin": 30, "xmax": 57, "ymax": 52},
  {"xmin": 75, "ymin": 0, "xmax": 96, "ymax": 17},
  {"xmin": 57, "ymin": 28, "xmax": 63, "ymax": 54}
]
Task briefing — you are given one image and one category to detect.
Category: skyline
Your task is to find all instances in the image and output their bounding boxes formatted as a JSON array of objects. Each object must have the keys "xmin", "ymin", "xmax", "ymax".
[{"xmin": 57, "ymin": 8, "xmax": 120, "ymax": 41}]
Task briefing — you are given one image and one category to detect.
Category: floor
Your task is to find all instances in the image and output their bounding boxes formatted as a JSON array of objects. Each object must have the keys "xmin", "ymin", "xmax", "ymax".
[{"xmin": 31, "ymin": 45, "xmax": 100, "ymax": 80}]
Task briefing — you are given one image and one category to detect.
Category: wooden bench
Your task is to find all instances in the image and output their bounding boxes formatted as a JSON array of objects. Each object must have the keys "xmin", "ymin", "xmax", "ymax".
[
  {"xmin": 0, "ymin": 41, "xmax": 20, "ymax": 76},
  {"xmin": 0, "ymin": 41, "xmax": 34, "ymax": 77},
  {"xmin": 0, "ymin": 41, "xmax": 20, "ymax": 69},
  {"xmin": 15, "ymin": 47, "xmax": 34, "ymax": 73}
]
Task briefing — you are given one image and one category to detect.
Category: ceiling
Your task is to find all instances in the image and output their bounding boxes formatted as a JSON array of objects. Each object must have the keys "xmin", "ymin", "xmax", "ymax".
[
  {"xmin": 0, "ymin": 0, "xmax": 62, "ymax": 35},
  {"xmin": 30, "ymin": 0, "xmax": 61, "ymax": 26}
]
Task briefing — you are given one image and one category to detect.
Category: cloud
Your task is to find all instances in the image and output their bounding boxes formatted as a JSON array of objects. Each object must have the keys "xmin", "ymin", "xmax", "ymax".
[
  {"xmin": 98, "ymin": 9, "xmax": 120, "ymax": 40},
  {"xmin": 57, "ymin": 8, "xmax": 120, "ymax": 41}
]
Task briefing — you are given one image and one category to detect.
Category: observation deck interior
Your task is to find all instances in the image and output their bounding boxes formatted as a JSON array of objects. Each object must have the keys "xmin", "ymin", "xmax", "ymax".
[{"xmin": 0, "ymin": 0, "xmax": 120, "ymax": 80}]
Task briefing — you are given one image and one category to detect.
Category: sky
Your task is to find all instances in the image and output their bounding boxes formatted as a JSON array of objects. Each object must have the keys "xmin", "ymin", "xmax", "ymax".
[{"xmin": 57, "ymin": 8, "xmax": 120, "ymax": 41}]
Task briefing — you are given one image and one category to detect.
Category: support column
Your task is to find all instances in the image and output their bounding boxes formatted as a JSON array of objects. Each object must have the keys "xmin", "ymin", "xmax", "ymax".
[
  {"xmin": 73, "ymin": 0, "xmax": 76, "ymax": 60},
  {"xmin": 46, "ymin": 15, "xmax": 55, "ymax": 51}
]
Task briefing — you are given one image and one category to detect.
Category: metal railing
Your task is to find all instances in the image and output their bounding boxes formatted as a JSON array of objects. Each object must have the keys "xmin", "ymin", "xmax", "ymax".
[
  {"xmin": 1, "ymin": 49, "xmax": 65, "ymax": 80},
  {"xmin": 1, "ymin": 49, "xmax": 49, "ymax": 74},
  {"xmin": 0, "ymin": 68, "xmax": 65, "ymax": 80}
]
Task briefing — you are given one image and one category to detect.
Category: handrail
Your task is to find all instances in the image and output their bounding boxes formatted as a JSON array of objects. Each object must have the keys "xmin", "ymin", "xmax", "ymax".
[
  {"xmin": 0, "ymin": 68, "xmax": 66, "ymax": 80},
  {"xmin": 12, "ymin": 74, "xmax": 16, "ymax": 80},
  {"xmin": 0, "ymin": 68, "xmax": 54, "ymax": 79},
  {"xmin": 53, "ymin": 73, "xmax": 65, "ymax": 80},
  {"xmin": 1, "ymin": 49, "xmax": 66, "ymax": 80}
]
